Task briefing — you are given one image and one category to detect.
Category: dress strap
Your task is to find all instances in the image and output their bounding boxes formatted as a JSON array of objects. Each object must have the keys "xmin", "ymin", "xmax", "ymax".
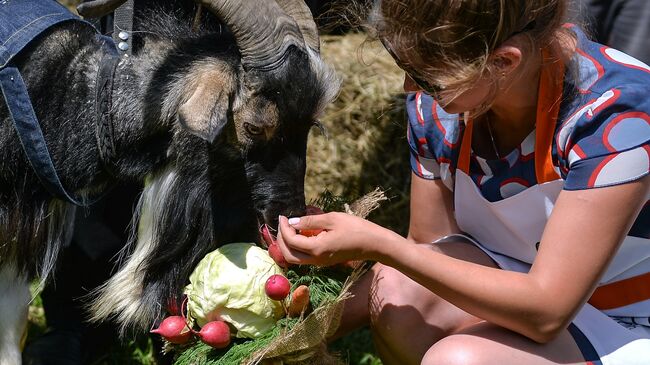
[
  {"xmin": 458, "ymin": 116, "xmax": 473, "ymax": 174},
  {"xmin": 457, "ymin": 48, "xmax": 564, "ymax": 183},
  {"xmin": 535, "ymin": 48, "xmax": 563, "ymax": 183}
]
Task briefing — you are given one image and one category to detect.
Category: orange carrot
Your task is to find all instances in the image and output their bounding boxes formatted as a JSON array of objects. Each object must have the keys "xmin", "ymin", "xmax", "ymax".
[{"xmin": 288, "ymin": 285, "xmax": 310, "ymax": 317}]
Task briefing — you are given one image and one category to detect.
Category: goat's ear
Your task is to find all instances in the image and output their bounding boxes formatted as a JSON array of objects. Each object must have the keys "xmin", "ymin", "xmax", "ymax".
[{"xmin": 177, "ymin": 69, "xmax": 235, "ymax": 143}]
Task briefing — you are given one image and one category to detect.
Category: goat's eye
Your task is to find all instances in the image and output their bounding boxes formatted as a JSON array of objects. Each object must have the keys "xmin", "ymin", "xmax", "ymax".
[
  {"xmin": 312, "ymin": 120, "xmax": 327, "ymax": 136},
  {"xmin": 244, "ymin": 122, "xmax": 264, "ymax": 136}
]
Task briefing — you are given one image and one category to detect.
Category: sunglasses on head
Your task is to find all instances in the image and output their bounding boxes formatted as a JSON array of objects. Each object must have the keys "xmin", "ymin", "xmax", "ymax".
[{"xmin": 380, "ymin": 20, "xmax": 536, "ymax": 97}]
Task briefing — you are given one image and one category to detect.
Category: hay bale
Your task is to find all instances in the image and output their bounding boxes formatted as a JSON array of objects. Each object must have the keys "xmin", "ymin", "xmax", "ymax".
[{"xmin": 308, "ymin": 33, "xmax": 411, "ymax": 234}]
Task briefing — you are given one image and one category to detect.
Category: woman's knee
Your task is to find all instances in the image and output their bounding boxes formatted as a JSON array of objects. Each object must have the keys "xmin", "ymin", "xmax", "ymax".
[
  {"xmin": 368, "ymin": 263, "xmax": 452, "ymax": 364},
  {"xmin": 369, "ymin": 263, "xmax": 472, "ymax": 342},
  {"xmin": 421, "ymin": 334, "xmax": 488, "ymax": 365},
  {"xmin": 369, "ymin": 263, "xmax": 438, "ymax": 325},
  {"xmin": 422, "ymin": 323, "xmax": 586, "ymax": 365}
]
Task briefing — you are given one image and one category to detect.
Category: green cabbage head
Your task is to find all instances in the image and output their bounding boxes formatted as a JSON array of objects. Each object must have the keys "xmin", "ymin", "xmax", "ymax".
[{"xmin": 184, "ymin": 243, "xmax": 285, "ymax": 339}]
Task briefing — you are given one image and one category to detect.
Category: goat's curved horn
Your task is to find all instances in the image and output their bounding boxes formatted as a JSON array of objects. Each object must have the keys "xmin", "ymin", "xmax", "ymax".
[
  {"xmin": 275, "ymin": 0, "xmax": 320, "ymax": 53},
  {"xmin": 198, "ymin": 0, "xmax": 306, "ymax": 71},
  {"xmin": 76, "ymin": 0, "xmax": 127, "ymax": 18}
]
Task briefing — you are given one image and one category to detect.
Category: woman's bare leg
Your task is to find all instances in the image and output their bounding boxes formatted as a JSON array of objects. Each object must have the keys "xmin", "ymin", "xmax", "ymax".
[
  {"xmin": 422, "ymin": 321, "xmax": 585, "ymax": 365},
  {"xmin": 368, "ymin": 241, "xmax": 498, "ymax": 365},
  {"xmin": 335, "ymin": 240, "xmax": 587, "ymax": 365}
]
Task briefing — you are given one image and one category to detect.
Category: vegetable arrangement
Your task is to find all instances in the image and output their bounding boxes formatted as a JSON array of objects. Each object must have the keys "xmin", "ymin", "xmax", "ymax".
[{"xmin": 154, "ymin": 190, "xmax": 386, "ymax": 365}]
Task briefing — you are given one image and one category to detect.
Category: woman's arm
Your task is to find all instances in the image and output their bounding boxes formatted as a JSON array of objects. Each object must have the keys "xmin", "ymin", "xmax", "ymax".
[
  {"xmin": 408, "ymin": 172, "xmax": 460, "ymax": 243},
  {"xmin": 326, "ymin": 172, "xmax": 457, "ymax": 340},
  {"xmin": 277, "ymin": 175, "xmax": 649, "ymax": 343},
  {"xmin": 379, "ymin": 175, "xmax": 649, "ymax": 343}
]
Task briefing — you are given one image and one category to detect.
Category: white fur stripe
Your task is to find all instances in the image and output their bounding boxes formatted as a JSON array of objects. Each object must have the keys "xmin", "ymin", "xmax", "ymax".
[
  {"xmin": 89, "ymin": 168, "xmax": 178, "ymax": 333},
  {"xmin": 0, "ymin": 265, "xmax": 30, "ymax": 365}
]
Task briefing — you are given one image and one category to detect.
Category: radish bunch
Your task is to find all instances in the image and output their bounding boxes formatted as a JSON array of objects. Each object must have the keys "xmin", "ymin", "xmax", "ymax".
[
  {"xmin": 261, "ymin": 224, "xmax": 289, "ymax": 268},
  {"xmin": 157, "ymin": 209, "xmax": 329, "ymax": 349},
  {"xmin": 151, "ymin": 298, "xmax": 231, "ymax": 349},
  {"xmin": 154, "ymin": 274, "xmax": 305, "ymax": 346},
  {"xmin": 264, "ymin": 274, "xmax": 311, "ymax": 318},
  {"xmin": 265, "ymin": 274, "xmax": 291, "ymax": 301},
  {"xmin": 260, "ymin": 205, "xmax": 326, "ymax": 269},
  {"xmin": 151, "ymin": 317, "xmax": 232, "ymax": 348}
]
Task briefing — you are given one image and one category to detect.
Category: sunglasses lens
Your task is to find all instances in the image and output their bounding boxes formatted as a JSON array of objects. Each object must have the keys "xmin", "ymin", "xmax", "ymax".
[
  {"xmin": 411, "ymin": 74, "xmax": 443, "ymax": 96},
  {"xmin": 382, "ymin": 39, "xmax": 445, "ymax": 96}
]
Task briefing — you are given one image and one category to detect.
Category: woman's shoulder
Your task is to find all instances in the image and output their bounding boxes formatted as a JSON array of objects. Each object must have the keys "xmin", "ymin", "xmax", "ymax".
[
  {"xmin": 554, "ymin": 29, "xmax": 650, "ymax": 190},
  {"xmin": 565, "ymin": 24, "xmax": 650, "ymax": 96},
  {"xmin": 555, "ymin": 25, "xmax": 650, "ymax": 188},
  {"xmin": 406, "ymin": 92, "xmax": 464, "ymax": 149},
  {"xmin": 406, "ymin": 92, "xmax": 464, "ymax": 189}
]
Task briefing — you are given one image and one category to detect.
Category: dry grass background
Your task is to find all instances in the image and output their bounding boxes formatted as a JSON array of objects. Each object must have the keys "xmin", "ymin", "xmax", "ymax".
[{"xmin": 310, "ymin": 34, "xmax": 410, "ymax": 234}]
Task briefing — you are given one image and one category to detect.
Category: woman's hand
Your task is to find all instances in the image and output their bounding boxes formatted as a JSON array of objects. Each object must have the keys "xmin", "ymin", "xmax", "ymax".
[{"xmin": 276, "ymin": 212, "xmax": 403, "ymax": 266}]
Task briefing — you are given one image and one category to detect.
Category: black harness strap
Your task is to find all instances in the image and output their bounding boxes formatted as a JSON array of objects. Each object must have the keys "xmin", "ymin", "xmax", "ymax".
[
  {"xmin": 72, "ymin": 1, "xmax": 129, "ymax": 179},
  {"xmin": 95, "ymin": 35, "xmax": 120, "ymax": 176},
  {"xmin": 113, "ymin": 0, "xmax": 134, "ymax": 56}
]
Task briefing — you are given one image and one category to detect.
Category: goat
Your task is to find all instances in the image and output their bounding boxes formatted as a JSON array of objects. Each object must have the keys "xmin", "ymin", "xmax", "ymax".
[{"xmin": 0, "ymin": 0, "xmax": 338, "ymax": 362}]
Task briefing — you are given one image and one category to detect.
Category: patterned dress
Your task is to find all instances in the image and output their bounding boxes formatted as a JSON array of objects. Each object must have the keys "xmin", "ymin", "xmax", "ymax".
[
  {"xmin": 406, "ymin": 24, "xmax": 650, "ymax": 337},
  {"xmin": 406, "ymin": 26, "xmax": 649, "ymax": 237}
]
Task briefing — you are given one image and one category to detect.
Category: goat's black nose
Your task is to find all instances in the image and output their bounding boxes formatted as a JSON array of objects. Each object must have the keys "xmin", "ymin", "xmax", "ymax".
[
  {"xmin": 287, "ymin": 204, "xmax": 307, "ymax": 218},
  {"xmin": 263, "ymin": 200, "xmax": 306, "ymax": 230}
]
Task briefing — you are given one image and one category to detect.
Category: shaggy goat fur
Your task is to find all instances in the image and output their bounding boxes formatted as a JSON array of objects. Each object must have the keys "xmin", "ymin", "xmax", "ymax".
[{"xmin": 0, "ymin": 2, "xmax": 339, "ymax": 338}]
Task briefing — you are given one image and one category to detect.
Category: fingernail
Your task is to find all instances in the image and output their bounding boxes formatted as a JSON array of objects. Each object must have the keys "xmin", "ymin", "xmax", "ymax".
[{"xmin": 288, "ymin": 217, "xmax": 301, "ymax": 225}]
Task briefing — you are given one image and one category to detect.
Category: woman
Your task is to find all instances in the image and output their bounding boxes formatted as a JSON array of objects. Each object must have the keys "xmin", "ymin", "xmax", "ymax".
[{"xmin": 277, "ymin": 1, "xmax": 650, "ymax": 364}]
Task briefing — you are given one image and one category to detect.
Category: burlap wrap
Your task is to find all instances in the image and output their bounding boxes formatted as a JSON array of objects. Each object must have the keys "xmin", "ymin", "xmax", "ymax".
[
  {"xmin": 242, "ymin": 189, "xmax": 385, "ymax": 365},
  {"xmin": 244, "ymin": 278, "xmax": 356, "ymax": 365}
]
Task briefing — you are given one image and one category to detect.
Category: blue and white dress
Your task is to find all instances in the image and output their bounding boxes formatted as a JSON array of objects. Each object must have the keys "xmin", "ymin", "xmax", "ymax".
[{"xmin": 406, "ymin": 25, "xmax": 650, "ymax": 364}]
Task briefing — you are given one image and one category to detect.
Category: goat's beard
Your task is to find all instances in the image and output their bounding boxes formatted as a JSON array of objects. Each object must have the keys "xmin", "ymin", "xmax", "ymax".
[{"xmin": 89, "ymin": 151, "xmax": 259, "ymax": 335}]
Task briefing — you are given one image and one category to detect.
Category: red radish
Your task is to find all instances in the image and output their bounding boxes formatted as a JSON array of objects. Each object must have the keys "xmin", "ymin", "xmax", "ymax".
[
  {"xmin": 197, "ymin": 320, "xmax": 231, "ymax": 348},
  {"xmin": 150, "ymin": 316, "xmax": 192, "ymax": 344},
  {"xmin": 166, "ymin": 294, "xmax": 187, "ymax": 315},
  {"xmin": 166, "ymin": 298, "xmax": 180, "ymax": 315},
  {"xmin": 305, "ymin": 205, "xmax": 324, "ymax": 215},
  {"xmin": 300, "ymin": 205, "xmax": 325, "ymax": 237},
  {"xmin": 268, "ymin": 243, "xmax": 289, "ymax": 268},
  {"xmin": 265, "ymin": 274, "xmax": 291, "ymax": 301},
  {"xmin": 288, "ymin": 285, "xmax": 310, "ymax": 317},
  {"xmin": 260, "ymin": 224, "xmax": 277, "ymax": 247},
  {"xmin": 299, "ymin": 228, "xmax": 323, "ymax": 237},
  {"xmin": 261, "ymin": 224, "xmax": 289, "ymax": 267}
]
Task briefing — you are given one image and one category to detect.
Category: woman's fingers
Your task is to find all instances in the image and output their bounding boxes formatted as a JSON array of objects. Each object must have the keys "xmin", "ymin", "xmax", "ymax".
[
  {"xmin": 275, "ymin": 227, "xmax": 309, "ymax": 264},
  {"xmin": 278, "ymin": 216, "xmax": 316, "ymax": 250},
  {"xmin": 277, "ymin": 216, "xmax": 319, "ymax": 264},
  {"xmin": 277, "ymin": 241, "xmax": 313, "ymax": 264},
  {"xmin": 287, "ymin": 212, "xmax": 334, "ymax": 231}
]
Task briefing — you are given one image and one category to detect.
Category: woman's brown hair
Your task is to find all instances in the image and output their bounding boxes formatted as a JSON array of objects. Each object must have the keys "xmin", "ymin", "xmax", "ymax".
[{"xmin": 372, "ymin": 0, "xmax": 571, "ymax": 101}]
